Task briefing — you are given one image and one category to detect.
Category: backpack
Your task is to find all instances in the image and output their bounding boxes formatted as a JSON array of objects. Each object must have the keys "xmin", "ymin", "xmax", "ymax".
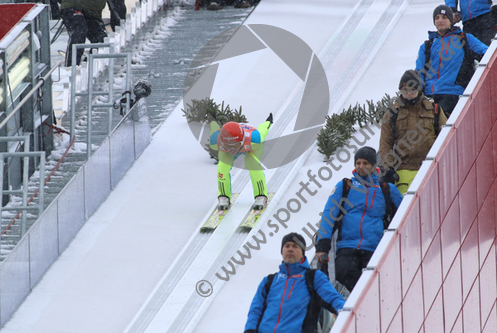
[
  {"xmin": 423, "ymin": 31, "xmax": 483, "ymax": 89},
  {"xmin": 258, "ymin": 269, "xmax": 334, "ymax": 333},
  {"xmin": 389, "ymin": 99, "xmax": 440, "ymax": 141},
  {"xmin": 332, "ymin": 178, "xmax": 397, "ymax": 241}
]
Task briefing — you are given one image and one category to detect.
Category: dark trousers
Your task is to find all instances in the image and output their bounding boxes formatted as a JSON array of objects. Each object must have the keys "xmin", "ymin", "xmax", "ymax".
[
  {"xmin": 432, "ymin": 94, "xmax": 460, "ymax": 118},
  {"xmin": 335, "ymin": 248, "xmax": 374, "ymax": 292},
  {"xmin": 62, "ymin": 8, "xmax": 107, "ymax": 67},
  {"xmin": 109, "ymin": 0, "xmax": 127, "ymax": 32},
  {"xmin": 50, "ymin": 0, "xmax": 60, "ymax": 19},
  {"xmin": 463, "ymin": 12, "xmax": 497, "ymax": 46}
]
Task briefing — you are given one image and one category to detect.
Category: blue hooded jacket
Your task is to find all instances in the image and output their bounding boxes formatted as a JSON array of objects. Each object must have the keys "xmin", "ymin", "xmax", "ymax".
[
  {"xmin": 244, "ymin": 258, "xmax": 345, "ymax": 333},
  {"xmin": 445, "ymin": 0, "xmax": 491, "ymax": 22},
  {"xmin": 316, "ymin": 171, "xmax": 403, "ymax": 253},
  {"xmin": 415, "ymin": 27, "xmax": 488, "ymax": 96}
]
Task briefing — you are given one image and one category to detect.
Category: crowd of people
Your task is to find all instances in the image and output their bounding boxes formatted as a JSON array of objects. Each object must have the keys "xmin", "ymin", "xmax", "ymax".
[
  {"xmin": 198, "ymin": 0, "xmax": 259, "ymax": 10},
  {"xmin": 243, "ymin": 3, "xmax": 495, "ymax": 332}
]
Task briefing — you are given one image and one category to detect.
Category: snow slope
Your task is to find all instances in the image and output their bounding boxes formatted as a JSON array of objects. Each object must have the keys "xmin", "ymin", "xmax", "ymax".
[{"xmin": 1, "ymin": 0, "xmax": 442, "ymax": 332}]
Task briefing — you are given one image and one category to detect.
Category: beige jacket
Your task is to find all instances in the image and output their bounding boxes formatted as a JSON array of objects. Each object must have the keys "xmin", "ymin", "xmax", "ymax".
[{"xmin": 379, "ymin": 96, "xmax": 447, "ymax": 171}]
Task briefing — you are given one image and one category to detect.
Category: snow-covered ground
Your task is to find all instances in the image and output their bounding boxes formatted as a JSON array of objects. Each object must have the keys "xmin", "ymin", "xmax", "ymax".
[{"xmin": 1, "ymin": 0, "xmax": 442, "ymax": 332}]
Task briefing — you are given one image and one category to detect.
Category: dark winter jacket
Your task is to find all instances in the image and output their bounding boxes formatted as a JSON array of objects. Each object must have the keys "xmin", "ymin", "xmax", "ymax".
[
  {"xmin": 316, "ymin": 171, "xmax": 403, "ymax": 254},
  {"xmin": 60, "ymin": 0, "xmax": 107, "ymax": 19},
  {"xmin": 445, "ymin": 0, "xmax": 491, "ymax": 22},
  {"xmin": 244, "ymin": 258, "xmax": 345, "ymax": 333},
  {"xmin": 415, "ymin": 27, "xmax": 488, "ymax": 96},
  {"xmin": 379, "ymin": 95, "xmax": 448, "ymax": 171}
]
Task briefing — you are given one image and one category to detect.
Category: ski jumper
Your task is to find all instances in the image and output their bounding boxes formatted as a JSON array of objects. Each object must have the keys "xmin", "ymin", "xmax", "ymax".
[{"xmin": 210, "ymin": 120, "xmax": 271, "ymax": 199}]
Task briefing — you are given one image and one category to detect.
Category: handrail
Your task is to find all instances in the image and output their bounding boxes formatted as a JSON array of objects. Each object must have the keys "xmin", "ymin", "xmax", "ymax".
[{"xmin": 0, "ymin": 61, "xmax": 62, "ymax": 131}]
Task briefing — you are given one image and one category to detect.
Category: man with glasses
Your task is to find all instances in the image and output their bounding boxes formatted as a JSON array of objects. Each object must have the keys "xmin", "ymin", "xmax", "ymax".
[
  {"xmin": 209, "ymin": 114, "xmax": 272, "ymax": 210},
  {"xmin": 378, "ymin": 70, "xmax": 447, "ymax": 194}
]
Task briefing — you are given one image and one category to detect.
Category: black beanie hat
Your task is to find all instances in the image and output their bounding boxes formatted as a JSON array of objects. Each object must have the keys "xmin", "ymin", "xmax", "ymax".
[
  {"xmin": 281, "ymin": 232, "xmax": 306, "ymax": 256},
  {"xmin": 433, "ymin": 5, "xmax": 454, "ymax": 25},
  {"xmin": 355, "ymin": 146, "xmax": 377, "ymax": 166},
  {"xmin": 398, "ymin": 69, "xmax": 422, "ymax": 92}
]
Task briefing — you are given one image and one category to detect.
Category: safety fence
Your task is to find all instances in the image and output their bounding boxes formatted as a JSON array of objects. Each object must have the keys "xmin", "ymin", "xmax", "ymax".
[{"xmin": 332, "ymin": 43, "xmax": 497, "ymax": 332}]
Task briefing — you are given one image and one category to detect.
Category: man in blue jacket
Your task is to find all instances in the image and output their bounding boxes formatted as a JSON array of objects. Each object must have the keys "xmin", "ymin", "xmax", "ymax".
[
  {"xmin": 245, "ymin": 233, "xmax": 345, "ymax": 333},
  {"xmin": 315, "ymin": 147, "xmax": 403, "ymax": 292},
  {"xmin": 446, "ymin": 0, "xmax": 497, "ymax": 45},
  {"xmin": 415, "ymin": 5, "xmax": 488, "ymax": 116}
]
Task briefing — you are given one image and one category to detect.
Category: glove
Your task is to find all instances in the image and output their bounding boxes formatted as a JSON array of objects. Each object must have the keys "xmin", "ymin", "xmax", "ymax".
[
  {"xmin": 266, "ymin": 113, "xmax": 273, "ymax": 124},
  {"xmin": 491, "ymin": 5, "xmax": 497, "ymax": 16},
  {"xmin": 380, "ymin": 167, "xmax": 399, "ymax": 184}
]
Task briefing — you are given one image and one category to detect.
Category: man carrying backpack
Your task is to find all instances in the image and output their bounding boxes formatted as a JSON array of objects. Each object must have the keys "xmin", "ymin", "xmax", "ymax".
[
  {"xmin": 315, "ymin": 147, "xmax": 403, "ymax": 293},
  {"xmin": 446, "ymin": 0, "xmax": 497, "ymax": 46},
  {"xmin": 415, "ymin": 5, "xmax": 488, "ymax": 116},
  {"xmin": 244, "ymin": 233, "xmax": 345, "ymax": 333},
  {"xmin": 379, "ymin": 70, "xmax": 447, "ymax": 195}
]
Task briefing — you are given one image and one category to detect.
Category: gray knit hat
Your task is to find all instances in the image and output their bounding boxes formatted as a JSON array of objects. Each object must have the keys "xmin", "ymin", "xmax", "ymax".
[
  {"xmin": 433, "ymin": 5, "xmax": 454, "ymax": 25},
  {"xmin": 281, "ymin": 232, "xmax": 306, "ymax": 256},
  {"xmin": 354, "ymin": 146, "xmax": 377, "ymax": 166}
]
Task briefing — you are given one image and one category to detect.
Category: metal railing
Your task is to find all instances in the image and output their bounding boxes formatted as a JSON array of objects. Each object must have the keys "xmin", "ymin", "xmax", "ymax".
[
  {"xmin": 0, "ymin": 61, "xmax": 61, "ymax": 131},
  {"xmin": 87, "ymin": 52, "xmax": 132, "ymax": 159},
  {"xmin": 0, "ymin": 138, "xmax": 45, "ymax": 237},
  {"xmin": 0, "ymin": 62, "xmax": 60, "ymax": 237},
  {"xmin": 70, "ymin": 42, "xmax": 114, "ymax": 143}
]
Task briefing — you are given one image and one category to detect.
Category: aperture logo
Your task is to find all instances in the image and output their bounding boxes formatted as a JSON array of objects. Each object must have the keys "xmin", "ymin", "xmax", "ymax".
[{"xmin": 183, "ymin": 24, "xmax": 329, "ymax": 169}]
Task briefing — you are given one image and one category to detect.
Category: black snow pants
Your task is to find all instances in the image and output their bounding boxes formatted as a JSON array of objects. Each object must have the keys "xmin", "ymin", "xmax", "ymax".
[
  {"xmin": 62, "ymin": 8, "xmax": 107, "ymax": 67},
  {"xmin": 108, "ymin": 0, "xmax": 127, "ymax": 32},
  {"xmin": 335, "ymin": 248, "xmax": 374, "ymax": 293},
  {"xmin": 463, "ymin": 12, "xmax": 497, "ymax": 46}
]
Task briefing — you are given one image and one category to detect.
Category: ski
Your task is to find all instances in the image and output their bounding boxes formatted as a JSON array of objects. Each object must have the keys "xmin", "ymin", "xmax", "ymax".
[
  {"xmin": 239, "ymin": 193, "xmax": 275, "ymax": 229},
  {"xmin": 200, "ymin": 193, "xmax": 240, "ymax": 232}
]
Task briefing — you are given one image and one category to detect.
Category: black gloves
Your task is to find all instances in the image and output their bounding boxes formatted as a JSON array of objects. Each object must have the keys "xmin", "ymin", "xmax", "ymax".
[
  {"xmin": 492, "ymin": 5, "xmax": 497, "ymax": 16},
  {"xmin": 380, "ymin": 167, "xmax": 399, "ymax": 184},
  {"xmin": 266, "ymin": 113, "xmax": 273, "ymax": 124}
]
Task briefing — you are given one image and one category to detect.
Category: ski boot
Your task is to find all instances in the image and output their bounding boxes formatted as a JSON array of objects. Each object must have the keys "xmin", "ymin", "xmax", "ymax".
[
  {"xmin": 252, "ymin": 195, "xmax": 267, "ymax": 210},
  {"xmin": 218, "ymin": 196, "xmax": 230, "ymax": 210}
]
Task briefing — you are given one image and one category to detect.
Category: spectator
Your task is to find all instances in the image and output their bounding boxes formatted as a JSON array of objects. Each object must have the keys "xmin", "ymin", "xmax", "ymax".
[
  {"xmin": 209, "ymin": 114, "xmax": 272, "ymax": 210},
  {"xmin": 204, "ymin": 0, "xmax": 253, "ymax": 10},
  {"xmin": 315, "ymin": 147, "xmax": 403, "ymax": 292},
  {"xmin": 61, "ymin": 0, "xmax": 108, "ymax": 67},
  {"xmin": 244, "ymin": 232, "xmax": 345, "ymax": 333},
  {"xmin": 446, "ymin": 0, "xmax": 497, "ymax": 45},
  {"xmin": 108, "ymin": 0, "xmax": 127, "ymax": 32},
  {"xmin": 379, "ymin": 70, "xmax": 447, "ymax": 195},
  {"xmin": 415, "ymin": 5, "xmax": 488, "ymax": 116}
]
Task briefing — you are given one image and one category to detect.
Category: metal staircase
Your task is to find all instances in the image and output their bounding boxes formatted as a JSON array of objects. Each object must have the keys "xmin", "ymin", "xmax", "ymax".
[{"xmin": 0, "ymin": 4, "xmax": 255, "ymax": 261}]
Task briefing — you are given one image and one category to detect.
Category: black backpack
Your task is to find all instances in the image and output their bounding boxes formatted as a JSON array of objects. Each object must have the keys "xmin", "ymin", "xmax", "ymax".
[
  {"xmin": 257, "ymin": 269, "xmax": 336, "ymax": 333},
  {"xmin": 423, "ymin": 31, "xmax": 483, "ymax": 89},
  {"xmin": 332, "ymin": 178, "xmax": 397, "ymax": 240}
]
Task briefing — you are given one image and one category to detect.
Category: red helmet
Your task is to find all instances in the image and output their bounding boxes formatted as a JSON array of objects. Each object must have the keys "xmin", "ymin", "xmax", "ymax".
[{"xmin": 219, "ymin": 122, "xmax": 244, "ymax": 144}]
